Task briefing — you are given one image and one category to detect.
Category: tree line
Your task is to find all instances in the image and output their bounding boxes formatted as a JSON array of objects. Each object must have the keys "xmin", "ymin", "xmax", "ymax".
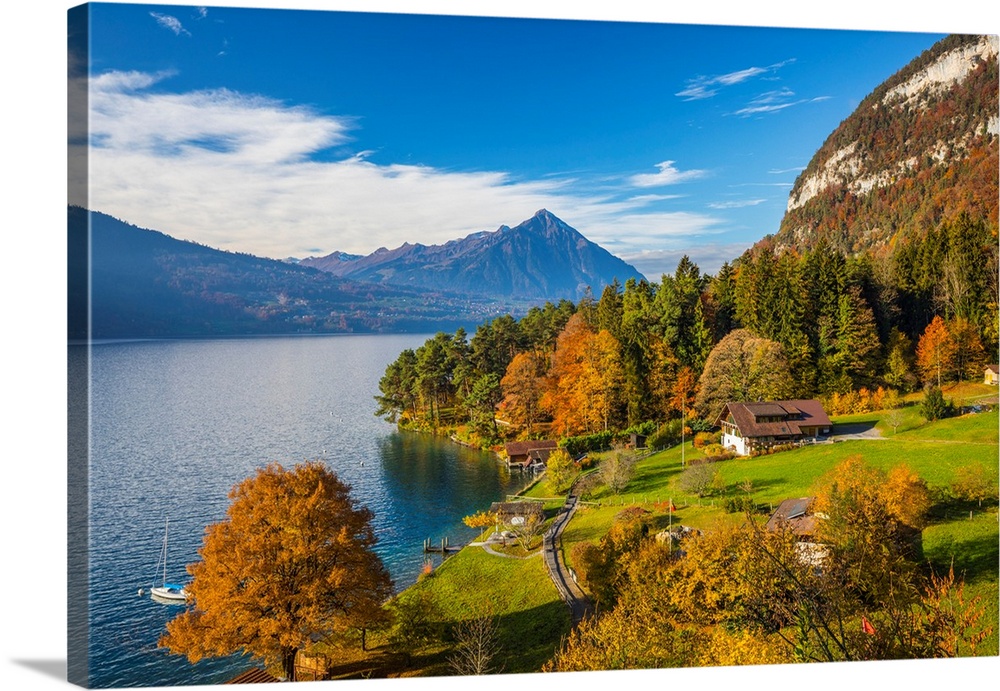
[{"xmin": 375, "ymin": 211, "xmax": 998, "ymax": 446}]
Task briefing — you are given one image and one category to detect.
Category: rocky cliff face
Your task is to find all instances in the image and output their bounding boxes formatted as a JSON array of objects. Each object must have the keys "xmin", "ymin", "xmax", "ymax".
[{"xmin": 776, "ymin": 34, "xmax": 998, "ymax": 254}]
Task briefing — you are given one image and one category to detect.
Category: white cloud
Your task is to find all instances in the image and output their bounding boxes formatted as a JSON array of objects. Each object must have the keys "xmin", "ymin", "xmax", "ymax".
[
  {"xmin": 677, "ymin": 60, "xmax": 794, "ymax": 101},
  {"xmin": 707, "ymin": 198, "xmax": 766, "ymax": 209},
  {"xmin": 150, "ymin": 12, "xmax": 191, "ymax": 37},
  {"xmin": 628, "ymin": 160, "xmax": 707, "ymax": 188},
  {"xmin": 731, "ymin": 91, "xmax": 830, "ymax": 118},
  {"xmin": 81, "ymin": 71, "xmax": 730, "ymax": 270}
]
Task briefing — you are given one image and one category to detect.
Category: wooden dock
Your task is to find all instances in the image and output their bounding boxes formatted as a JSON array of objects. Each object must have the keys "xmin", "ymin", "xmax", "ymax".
[{"xmin": 422, "ymin": 537, "xmax": 463, "ymax": 553}]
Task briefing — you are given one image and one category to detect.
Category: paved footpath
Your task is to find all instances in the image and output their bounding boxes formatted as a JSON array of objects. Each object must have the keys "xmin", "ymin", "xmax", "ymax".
[{"xmin": 542, "ymin": 490, "xmax": 593, "ymax": 626}]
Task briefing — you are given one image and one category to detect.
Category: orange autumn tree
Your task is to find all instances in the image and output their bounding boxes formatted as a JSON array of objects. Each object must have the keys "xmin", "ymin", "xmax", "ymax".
[
  {"xmin": 916, "ymin": 315, "xmax": 957, "ymax": 387},
  {"xmin": 541, "ymin": 313, "xmax": 594, "ymax": 436},
  {"xmin": 542, "ymin": 313, "xmax": 624, "ymax": 436},
  {"xmin": 160, "ymin": 462, "xmax": 393, "ymax": 681},
  {"xmin": 498, "ymin": 351, "xmax": 547, "ymax": 436}
]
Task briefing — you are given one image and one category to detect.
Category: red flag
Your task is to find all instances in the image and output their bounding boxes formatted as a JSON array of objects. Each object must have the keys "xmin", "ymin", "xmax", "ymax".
[
  {"xmin": 669, "ymin": 501, "xmax": 677, "ymax": 512},
  {"xmin": 862, "ymin": 616, "xmax": 876, "ymax": 635}
]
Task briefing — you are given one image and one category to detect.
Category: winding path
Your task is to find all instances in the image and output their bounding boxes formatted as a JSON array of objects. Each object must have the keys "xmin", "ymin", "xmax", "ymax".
[{"xmin": 542, "ymin": 489, "xmax": 593, "ymax": 626}]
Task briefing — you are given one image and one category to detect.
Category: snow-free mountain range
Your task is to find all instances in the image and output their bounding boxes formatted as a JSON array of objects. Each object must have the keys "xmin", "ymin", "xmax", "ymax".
[{"xmin": 299, "ymin": 209, "xmax": 644, "ymax": 301}]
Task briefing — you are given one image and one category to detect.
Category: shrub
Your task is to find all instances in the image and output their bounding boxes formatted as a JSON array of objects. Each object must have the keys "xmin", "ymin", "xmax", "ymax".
[
  {"xmin": 702, "ymin": 443, "xmax": 732, "ymax": 459},
  {"xmin": 648, "ymin": 419, "xmax": 682, "ymax": 450},
  {"xmin": 725, "ymin": 495, "xmax": 756, "ymax": 514},
  {"xmin": 624, "ymin": 421, "xmax": 658, "ymax": 437},
  {"xmin": 679, "ymin": 460, "xmax": 716, "ymax": 497},
  {"xmin": 562, "ymin": 430, "xmax": 618, "ymax": 457},
  {"xmin": 574, "ymin": 472, "xmax": 602, "ymax": 500},
  {"xmin": 921, "ymin": 386, "xmax": 954, "ymax": 421},
  {"xmin": 693, "ymin": 431, "xmax": 717, "ymax": 449}
]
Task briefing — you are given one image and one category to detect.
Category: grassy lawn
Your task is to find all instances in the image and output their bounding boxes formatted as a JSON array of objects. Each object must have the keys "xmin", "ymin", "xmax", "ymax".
[
  {"xmin": 314, "ymin": 544, "xmax": 570, "ymax": 679},
  {"xmin": 394, "ymin": 545, "xmax": 570, "ymax": 675}
]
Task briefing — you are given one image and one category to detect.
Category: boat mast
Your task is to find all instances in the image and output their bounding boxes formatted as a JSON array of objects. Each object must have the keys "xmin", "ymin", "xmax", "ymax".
[{"xmin": 162, "ymin": 519, "xmax": 169, "ymax": 586}]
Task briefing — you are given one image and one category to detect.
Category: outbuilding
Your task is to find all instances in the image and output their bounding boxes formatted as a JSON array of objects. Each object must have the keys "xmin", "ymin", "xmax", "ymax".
[{"xmin": 985, "ymin": 364, "xmax": 999, "ymax": 385}]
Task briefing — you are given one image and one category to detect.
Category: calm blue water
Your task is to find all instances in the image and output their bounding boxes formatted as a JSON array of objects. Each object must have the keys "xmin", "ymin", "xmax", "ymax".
[{"xmin": 76, "ymin": 335, "xmax": 526, "ymax": 688}]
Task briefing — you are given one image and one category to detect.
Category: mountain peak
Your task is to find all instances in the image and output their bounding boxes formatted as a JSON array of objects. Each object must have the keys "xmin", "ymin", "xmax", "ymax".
[{"xmin": 300, "ymin": 211, "xmax": 644, "ymax": 300}]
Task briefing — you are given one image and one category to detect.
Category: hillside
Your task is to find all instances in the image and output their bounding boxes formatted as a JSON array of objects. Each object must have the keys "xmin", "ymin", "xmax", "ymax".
[
  {"xmin": 774, "ymin": 34, "xmax": 998, "ymax": 255},
  {"xmin": 69, "ymin": 206, "xmax": 529, "ymax": 340},
  {"xmin": 300, "ymin": 209, "xmax": 645, "ymax": 301}
]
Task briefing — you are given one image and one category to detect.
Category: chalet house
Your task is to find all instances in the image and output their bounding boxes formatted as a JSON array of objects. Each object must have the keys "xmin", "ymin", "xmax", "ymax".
[
  {"xmin": 489, "ymin": 501, "xmax": 545, "ymax": 527},
  {"xmin": 503, "ymin": 440, "xmax": 558, "ymax": 471},
  {"xmin": 715, "ymin": 399, "xmax": 832, "ymax": 456},
  {"xmin": 766, "ymin": 497, "xmax": 829, "ymax": 567},
  {"xmin": 985, "ymin": 364, "xmax": 999, "ymax": 385},
  {"xmin": 766, "ymin": 497, "xmax": 821, "ymax": 537},
  {"xmin": 767, "ymin": 496, "xmax": 922, "ymax": 564}
]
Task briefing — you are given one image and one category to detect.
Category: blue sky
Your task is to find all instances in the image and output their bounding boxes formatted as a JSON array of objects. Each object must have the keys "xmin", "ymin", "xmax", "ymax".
[{"xmin": 74, "ymin": 3, "xmax": 949, "ymax": 277}]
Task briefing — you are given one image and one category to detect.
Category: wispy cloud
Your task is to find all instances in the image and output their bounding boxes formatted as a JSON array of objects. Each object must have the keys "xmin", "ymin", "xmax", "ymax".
[
  {"xmin": 732, "ymin": 90, "xmax": 830, "ymax": 117},
  {"xmin": 150, "ymin": 12, "xmax": 190, "ymax": 36},
  {"xmin": 80, "ymin": 70, "xmax": 729, "ymax": 278},
  {"xmin": 677, "ymin": 59, "xmax": 794, "ymax": 100},
  {"xmin": 629, "ymin": 160, "xmax": 707, "ymax": 188},
  {"xmin": 196, "ymin": 7, "xmax": 208, "ymax": 20},
  {"xmin": 707, "ymin": 198, "xmax": 767, "ymax": 209}
]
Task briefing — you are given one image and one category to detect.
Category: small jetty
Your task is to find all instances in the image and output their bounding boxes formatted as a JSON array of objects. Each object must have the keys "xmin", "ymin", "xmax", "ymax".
[{"xmin": 423, "ymin": 537, "xmax": 463, "ymax": 553}]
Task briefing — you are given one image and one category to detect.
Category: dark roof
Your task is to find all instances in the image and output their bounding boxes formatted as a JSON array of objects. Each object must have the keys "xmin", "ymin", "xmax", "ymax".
[
  {"xmin": 766, "ymin": 497, "xmax": 819, "ymax": 536},
  {"xmin": 987, "ymin": 364, "xmax": 999, "ymax": 374},
  {"xmin": 489, "ymin": 501, "xmax": 545, "ymax": 520},
  {"xmin": 504, "ymin": 440, "xmax": 558, "ymax": 457},
  {"xmin": 715, "ymin": 399, "xmax": 832, "ymax": 438},
  {"xmin": 225, "ymin": 668, "xmax": 282, "ymax": 684},
  {"xmin": 528, "ymin": 448, "xmax": 555, "ymax": 463}
]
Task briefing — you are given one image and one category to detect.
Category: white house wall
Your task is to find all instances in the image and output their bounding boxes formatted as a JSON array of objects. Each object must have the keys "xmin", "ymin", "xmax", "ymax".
[{"xmin": 722, "ymin": 432, "xmax": 749, "ymax": 456}]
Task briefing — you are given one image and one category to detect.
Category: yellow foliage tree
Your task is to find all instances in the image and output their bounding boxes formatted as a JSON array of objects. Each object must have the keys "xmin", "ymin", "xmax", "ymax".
[
  {"xmin": 160, "ymin": 462, "xmax": 393, "ymax": 681},
  {"xmin": 462, "ymin": 510, "xmax": 497, "ymax": 541},
  {"xmin": 544, "ymin": 448, "xmax": 576, "ymax": 493}
]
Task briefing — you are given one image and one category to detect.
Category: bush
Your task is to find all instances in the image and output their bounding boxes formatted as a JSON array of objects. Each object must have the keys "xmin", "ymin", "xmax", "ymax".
[
  {"xmin": 725, "ymin": 495, "xmax": 757, "ymax": 514},
  {"xmin": 562, "ymin": 431, "xmax": 618, "ymax": 457},
  {"xmin": 920, "ymin": 386, "xmax": 954, "ymax": 421},
  {"xmin": 648, "ymin": 419, "xmax": 682, "ymax": 450},
  {"xmin": 679, "ymin": 460, "xmax": 716, "ymax": 497},
  {"xmin": 702, "ymin": 443, "xmax": 733, "ymax": 459},
  {"xmin": 624, "ymin": 421, "xmax": 658, "ymax": 437},
  {"xmin": 693, "ymin": 431, "xmax": 718, "ymax": 449},
  {"xmin": 574, "ymin": 472, "xmax": 602, "ymax": 499}
]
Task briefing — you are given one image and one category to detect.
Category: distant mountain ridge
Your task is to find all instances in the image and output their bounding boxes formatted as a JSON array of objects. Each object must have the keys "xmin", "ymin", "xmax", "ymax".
[
  {"xmin": 772, "ymin": 33, "xmax": 998, "ymax": 255},
  {"xmin": 69, "ymin": 206, "xmax": 527, "ymax": 340},
  {"xmin": 300, "ymin": 209, "xmax": 646, "ymax": 301}
]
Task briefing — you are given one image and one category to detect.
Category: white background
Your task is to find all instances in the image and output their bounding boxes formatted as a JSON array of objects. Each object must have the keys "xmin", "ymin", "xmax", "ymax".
[{"xmin": 4, "ymin": 1, "xmax": 998, "ymax": 690}]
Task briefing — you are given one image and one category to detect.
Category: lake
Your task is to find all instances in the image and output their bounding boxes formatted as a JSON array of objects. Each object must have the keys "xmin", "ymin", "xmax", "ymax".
[{"xmin": 73, "ymin": 334, "xmax": 528, "ymax": 688}]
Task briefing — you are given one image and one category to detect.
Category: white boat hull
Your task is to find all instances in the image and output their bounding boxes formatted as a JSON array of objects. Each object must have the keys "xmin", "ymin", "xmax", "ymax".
[{"xmin": 150, "ymin": 585, "xmax": 188, "ymax": 603}]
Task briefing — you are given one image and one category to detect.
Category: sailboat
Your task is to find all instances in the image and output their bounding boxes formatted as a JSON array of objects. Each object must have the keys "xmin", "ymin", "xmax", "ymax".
[{"xmin": 149, "ymin": 519, "xmax": 189, "ymax": 604}]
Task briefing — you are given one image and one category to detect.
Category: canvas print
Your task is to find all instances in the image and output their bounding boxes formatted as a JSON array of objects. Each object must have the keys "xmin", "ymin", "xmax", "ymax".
[{"xmin": 67, "ymin": 2, "xmax": 999, "ymax": 688}]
